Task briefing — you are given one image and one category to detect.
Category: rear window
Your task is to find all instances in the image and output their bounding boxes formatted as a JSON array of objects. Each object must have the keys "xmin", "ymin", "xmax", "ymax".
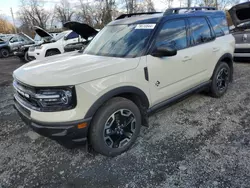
[{"xmin": 209, "ymin": 16, "xmax": 229, "ymax": 37}]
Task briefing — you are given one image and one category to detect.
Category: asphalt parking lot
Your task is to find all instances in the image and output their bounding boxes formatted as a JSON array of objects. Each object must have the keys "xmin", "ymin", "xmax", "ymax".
[{"xmin": 0, "ymin": 57, "xmax": 250, "ymax": 188}]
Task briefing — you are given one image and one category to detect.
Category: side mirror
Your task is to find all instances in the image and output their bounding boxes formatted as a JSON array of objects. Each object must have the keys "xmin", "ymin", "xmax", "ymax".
[
  {"xmin": 151, "ymin": 46, "xmax": 177, "ymax": 57},
  {"xmin": 64, "ymin": 36, "xmax": 68, "ymax": 40}
]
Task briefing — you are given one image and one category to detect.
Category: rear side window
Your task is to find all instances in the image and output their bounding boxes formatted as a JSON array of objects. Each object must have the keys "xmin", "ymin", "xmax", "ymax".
[
  {"xmin": 67, "ymin": 32, "xmax": 79, "ymax": 40},
  {"xmin": 189, "ymin": 17, "xmax": 213, "ymax": 45},
  {"xmin": 155, "ymin": 19, "xmax": 188, "ymax": 50}
]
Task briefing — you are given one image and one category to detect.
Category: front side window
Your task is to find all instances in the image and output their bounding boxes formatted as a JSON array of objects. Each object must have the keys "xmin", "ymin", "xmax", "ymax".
[
  {"xmin": 155, "ymin": 19, "xmax": 188, "ymax": 50},
  {"xmin": 66, "ymin": 32, "xmax": 79, "ymax": 40},
  {"xmin": 84, "ymin": 24, "xmax": 154, "ymax": 58},
  {"xmin": 189, "ymin": 17, "xmax": 213, "ymax": 45}
]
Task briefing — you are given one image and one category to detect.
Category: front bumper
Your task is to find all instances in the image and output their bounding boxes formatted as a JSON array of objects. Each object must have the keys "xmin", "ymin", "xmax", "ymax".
[
  {"xmin": 14, "ymin": 51, "xmax": 25, "ymax": 57},
  {"xmin": 14, "ymin": 98, "xmax": 91, "ymax": 146}
]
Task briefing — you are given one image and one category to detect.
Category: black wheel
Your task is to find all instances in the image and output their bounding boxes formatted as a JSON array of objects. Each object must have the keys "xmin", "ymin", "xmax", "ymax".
[
  {"xmin": 0, "ymin": 48, "xmax": 10, "ymax": 58},
  {"xmin": 45, "ymin": 50, "xmax": 60, "ymax": 57},
  {"xmin": 89, "ymin": 97, "xmax": 141, "ymax": 157},
  {"xmin": 210, "ymin": 62, "xmax": 230, "ymax": 98}
]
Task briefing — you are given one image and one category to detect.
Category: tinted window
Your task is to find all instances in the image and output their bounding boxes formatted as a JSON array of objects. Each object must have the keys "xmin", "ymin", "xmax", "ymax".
[
  {"xmin": 189, "ymin": 17, "xmax": 212, "ymax": 45},
  {"xmin": 67, "ymin": 32, "xmax": 79, "ymax": 40},
  {"xmin": 155, "ymin": 19, "xmax": 187, "ymax": 50},
  {"xmin": 10, "ymin": 37, "xmax": 18, "ymax": 43}
]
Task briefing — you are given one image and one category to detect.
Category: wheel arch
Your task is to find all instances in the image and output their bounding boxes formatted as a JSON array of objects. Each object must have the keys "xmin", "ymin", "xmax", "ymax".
[
  {"xmin": 45, "ymin": 48, "xmax": 61, "ymax": 55},
  {"xmin": 213, "ymin": 53, "xmax": 233, "ymax": 82},
  {"xmin": 84, "ymin": 86, "xmax": 150, "ymax": 126}
]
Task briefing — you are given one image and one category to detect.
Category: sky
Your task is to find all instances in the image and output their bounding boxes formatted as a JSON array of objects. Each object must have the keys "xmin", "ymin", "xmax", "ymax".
[{"xmin": 0, "ymin": 0, "xmax": 246, "ymax": 26}]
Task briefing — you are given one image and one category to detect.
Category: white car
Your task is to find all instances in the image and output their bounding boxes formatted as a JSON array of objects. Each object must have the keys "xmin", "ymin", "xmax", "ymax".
[
  {"xmin": 28, "ymin": 24, "xmax": 98, "ymax": 60},
  {"xmin": 13, "ymin": 8, "xmax": 235, "ymax": 156}
]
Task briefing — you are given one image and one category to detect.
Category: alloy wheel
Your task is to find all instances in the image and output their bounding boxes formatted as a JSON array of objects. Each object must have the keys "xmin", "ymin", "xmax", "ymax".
[
  {"xmin": 103, "ymin": 109, "xmax": 136, "ymax": 149},
  {"xmin": 216, "ymin": 68, "xmax": 229, "ymax": 91}
]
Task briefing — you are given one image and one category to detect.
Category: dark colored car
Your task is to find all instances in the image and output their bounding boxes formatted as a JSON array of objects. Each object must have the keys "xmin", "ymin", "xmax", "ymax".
[
  {"xmin": 0, "ymin": 35, "xmax": 24, "ymax": 58},
  {"xmin": 229, "ymin": 2, "xmax": 250, "ymax": 60},
  {"xmin": 63, "ymin": 21, "xmax": 99, "ymax": 52}
]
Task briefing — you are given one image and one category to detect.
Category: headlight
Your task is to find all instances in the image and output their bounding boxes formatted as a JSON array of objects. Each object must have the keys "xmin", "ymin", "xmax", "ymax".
[
  {"xmin": 35, "ymin": 87, "xmax": 76, "ymax": 111},
  {"xmin": 36, "ymin": 45, "xmax": 43, "ymax": 49}
]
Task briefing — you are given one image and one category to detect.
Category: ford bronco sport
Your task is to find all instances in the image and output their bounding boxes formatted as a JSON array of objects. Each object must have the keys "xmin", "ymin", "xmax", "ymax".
[{"xmin": 13, "ymin": 7, "xmax": 235, "ymax": 156}]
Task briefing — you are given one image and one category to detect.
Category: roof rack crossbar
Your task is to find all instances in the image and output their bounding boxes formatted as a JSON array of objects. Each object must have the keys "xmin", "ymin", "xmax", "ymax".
[
  {"xmin": 116, "ymin": 12, "xmax": 162, "ymax": 20},
  {"xmin": 164, "ymin": 7, "xmax": 216, "ymax": 15}
]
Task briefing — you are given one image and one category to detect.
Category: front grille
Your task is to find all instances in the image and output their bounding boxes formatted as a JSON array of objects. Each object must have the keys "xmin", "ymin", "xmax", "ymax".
[
  {"xmin": 234, "ymin": 48, "xmax": 250, "ymax": 53},
  {"xmin": 14, "ymin": 97, "xmax": 31, "ymax": 117},
  {"xmin": 13, "ymin": 80, "xmax": 40, "ymax": 110}
]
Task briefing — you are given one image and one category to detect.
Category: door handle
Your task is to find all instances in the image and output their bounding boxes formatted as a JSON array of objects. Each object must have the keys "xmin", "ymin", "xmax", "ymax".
[
  {"xmin": 213, "ymin": 47, "xmax": 220, "ymax": 52},
  {"xmin": 182, "ymin": 56, "xmax": 192, "ymax": 62}
]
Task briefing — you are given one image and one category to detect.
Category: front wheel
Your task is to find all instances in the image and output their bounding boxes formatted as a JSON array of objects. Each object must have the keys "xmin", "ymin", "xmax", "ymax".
[
  {"xmin": 209, "ymin": 62, "xmax": 231, "ymax": 98},
  {"xmin": 0, "ymin": 49, "xmax": 10, "ymax": 58},
  {"xmin": 89, "ymin": 97, "xmax": 141, "ymax": 157}
]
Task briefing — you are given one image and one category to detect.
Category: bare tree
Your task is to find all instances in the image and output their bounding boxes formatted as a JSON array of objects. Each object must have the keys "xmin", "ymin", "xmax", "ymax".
[
  {"xmin": 76, "ymin": 0, "xmax": 116, "ymax": 28},
  {"xmin": 18, "ymin": 0, "xmax": 51, "ymax": 29},
  {"xmin": 161, "ymin": 0, "xmax": 174, "ymax": 8},
  {"xmin": 54, "ymin": 0, "xmax": 75, "ymax": 25},
  {"xmin": 195, "ymin": 0, "xmax": 240, "ymax": 9}
]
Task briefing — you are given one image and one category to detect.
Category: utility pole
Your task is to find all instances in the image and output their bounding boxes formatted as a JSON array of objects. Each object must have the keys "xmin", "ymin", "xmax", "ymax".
[
  {"xmin": 187, "ymin": 0, "xmax": 191, "ymax": 7},
  {"xmin": 215, "ymin": 0, "xmax": 218, "ymax": 9},
  {"xmin": 10, "ymin": 7, "xmax": 17, "ymax": 34}
]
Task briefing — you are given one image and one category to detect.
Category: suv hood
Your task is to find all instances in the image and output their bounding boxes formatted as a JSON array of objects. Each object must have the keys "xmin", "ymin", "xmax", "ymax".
[
  {"xmin": 18, "ymin": 32, "xmax": 35, "ymax": 45},
  {"xmin": 34, "ymin": 26, "xmax": 53, "ymax": 40},
  {"xmin": 63, "ymin": 21, "xmax": 98, "ymax": 40},
  {"xmin": 229, "ymin": 2, "xmax": 250, "ymax": 28},
  {"xmin": 13, "ymin": 52, "xmax": 139, "ymax": 87}
]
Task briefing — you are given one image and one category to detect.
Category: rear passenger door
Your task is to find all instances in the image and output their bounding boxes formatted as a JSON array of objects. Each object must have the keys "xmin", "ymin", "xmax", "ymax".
[{"xmin": 187, "ymin": 17, "xmax": 217, "ymax": 80}]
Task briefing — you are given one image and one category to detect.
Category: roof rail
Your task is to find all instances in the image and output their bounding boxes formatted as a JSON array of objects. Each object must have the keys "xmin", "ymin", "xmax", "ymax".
[
  {"xmin": 116, "ymin": 12, "xmax": 162, "ymax": 20},
  {"xmin": 164, "ymin": 7, "xmax": 216, "ymax": 15}
]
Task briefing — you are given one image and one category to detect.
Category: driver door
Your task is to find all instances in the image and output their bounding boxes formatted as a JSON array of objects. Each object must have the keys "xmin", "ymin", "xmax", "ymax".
[
  {"xmin": 9, "ymin": 37, "xmax": 21, "ymax": 51},
  {"xmin": 147, "ymin": 19, "xmax": 204, "ymax": 105}
]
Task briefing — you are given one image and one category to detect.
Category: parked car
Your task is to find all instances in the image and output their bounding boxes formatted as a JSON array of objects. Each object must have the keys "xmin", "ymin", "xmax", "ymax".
[
  {"xmin": 14, "ymin": 30, "xmax": 61, "ymax": 63},
  {"xmin": 13, "ymin": 33, "xmax": 37, "ymax": 62},
  {"xmin": 28, "ymin": 24, "xmax": 98, "ymax": 60},
  {"xmin": 63, "ymin": 22, "xmax": 99, "ymax": 52},
  {"xmin": 13, "ymin": 7, "xmax": 235, "ymax": 156},
  {"xmin": 229, "ymin": 2, "xmax": 250, "ymax": 60},
  {"xmin": 0, "ymin": 35, "xmax": 24, "ymax": 58}
]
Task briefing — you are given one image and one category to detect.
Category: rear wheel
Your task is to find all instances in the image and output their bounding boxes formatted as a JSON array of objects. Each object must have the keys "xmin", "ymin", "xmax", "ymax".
[
  {"xmin": 0, "ymin": 48, "xmax": 10, "ymax": 58},
  {"xmin": 89, "ymin": 97, "xmax": 141, "ymax": 157},
  {"xmin": 45, "ymin": 50, "xmax": 60, "ymax": 57},
  {"xmin": 209, "ymin": 62, "xmax": 230, "ymax": 98}
]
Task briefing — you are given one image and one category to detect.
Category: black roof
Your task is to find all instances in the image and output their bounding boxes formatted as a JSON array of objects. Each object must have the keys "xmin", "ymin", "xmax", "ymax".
[{"xmin": 109, "ymin": 9, "xmax": 225, "ymax": 26}]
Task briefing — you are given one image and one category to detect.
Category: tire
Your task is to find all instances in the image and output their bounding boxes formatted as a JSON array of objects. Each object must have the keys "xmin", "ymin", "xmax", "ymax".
[
  {"xmin": 209, "ymin": 62, "xmax": 230, "ymax": 98},
  {"xmin": 24, "ymin": 51, "xmax": 31, "ymax": 62},
  {"xmin": 89, "ymin": 97, "xmax": 141, "ymax": 157},
  {"xmin": 0, "ymin": 48, "xmax": 10, "ymax": 58},
  {"xmin": 45, "ymin": 50, "xmax": 60, "ymax": 57}
]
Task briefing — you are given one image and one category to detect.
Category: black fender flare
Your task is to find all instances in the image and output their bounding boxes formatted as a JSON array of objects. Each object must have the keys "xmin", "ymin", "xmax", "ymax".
[
  {"xmin": 45, "ymin": 48, "xmax": 61, "ymax": 55},
  {"xmin": 213, "ymin": 53, "xmax": 233, "ymax": 82},
  {"xmin": 84, "ymin": 86, "xmax": 150, "ymax": 119}
]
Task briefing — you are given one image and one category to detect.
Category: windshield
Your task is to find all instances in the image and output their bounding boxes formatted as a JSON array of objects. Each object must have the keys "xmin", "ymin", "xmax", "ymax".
[{"xmin": 84, "ymin": 24, "xmax": 154, "ymax": 58}]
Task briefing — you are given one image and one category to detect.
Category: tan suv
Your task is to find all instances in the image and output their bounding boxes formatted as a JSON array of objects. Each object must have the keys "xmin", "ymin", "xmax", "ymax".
[{"xmin": 13, "ymin": 7, "xmax": 235, "ymax": 156}]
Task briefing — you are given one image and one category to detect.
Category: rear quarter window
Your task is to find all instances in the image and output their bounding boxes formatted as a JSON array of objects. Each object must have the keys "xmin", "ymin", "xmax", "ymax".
[{"xmin": 209, "ymin": 16, "xmax": 229, "ymax": 37}]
